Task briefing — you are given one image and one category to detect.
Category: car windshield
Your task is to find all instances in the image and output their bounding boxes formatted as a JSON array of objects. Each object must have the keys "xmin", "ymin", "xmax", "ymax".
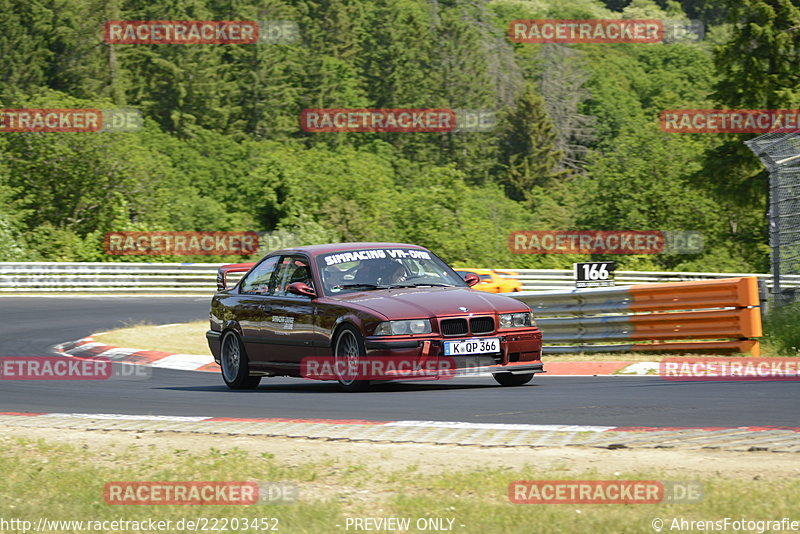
[{"xmin": 315, "ymin": 247, "xmax": 467, "ymax": 295}]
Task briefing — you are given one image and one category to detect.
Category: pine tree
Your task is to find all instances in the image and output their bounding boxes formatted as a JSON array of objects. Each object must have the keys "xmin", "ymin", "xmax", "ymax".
[
  {"xmin": 0, "ymin": 0, "xmax": 54, "ymax": 101},
  {"xmin": 714, "ymin": 0, "xmax": 800, "ymax": 109},
  {"xmin": 500, "ymin": 84, "xmax": 567, "ymax": 204},
  {"xmin": 703, "ymin": 0, "xmax": 800, "ymax": 211},
  {"xmin": 217, "ymin": 0, "xmax": 305, "ymax": 140}
]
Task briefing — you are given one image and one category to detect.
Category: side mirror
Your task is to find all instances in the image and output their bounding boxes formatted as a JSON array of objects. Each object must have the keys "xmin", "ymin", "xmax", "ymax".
[
  {"xmin": 287, "ymin": 282, "xmax": 316, "ymax": 298},
  {"xmin": 464, "ymin": 274, "xmax": 480, "ymax": 287}
]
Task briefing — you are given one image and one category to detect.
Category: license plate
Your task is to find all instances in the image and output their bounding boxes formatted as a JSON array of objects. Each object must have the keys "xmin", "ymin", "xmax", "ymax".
[{"xmin": 443, "ymin": 338, "xmax": 500, "ymax": 356}]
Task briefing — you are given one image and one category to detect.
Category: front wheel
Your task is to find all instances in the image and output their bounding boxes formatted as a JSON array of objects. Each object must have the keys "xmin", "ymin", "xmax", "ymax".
[
  {"xmin": 493, "ymin": 372, "xmax": 533, "ymax": 386},
  {"xmin": 220, "ymin": 331, "xmax": 261, "ymax": 390},
  {"xmin": 334, "ymin": 325, "xmax": 370, "ymax": 392}
]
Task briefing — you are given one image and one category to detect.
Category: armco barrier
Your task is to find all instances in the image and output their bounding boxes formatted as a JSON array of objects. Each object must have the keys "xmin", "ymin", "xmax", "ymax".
[
  {"xmin": 512, "ymin": 277, "xmax": 762, "ymax": 355},
  {"xmin": 477, "ymin": 268, "xmax": 800, "ymax": 292},
  {"xmin": 0, "ymin": 263, "xmax": 763, "ymax": 355},
  {"xmin": 0, "ymin": 262, "xmax": 222, "ymax": 292},
  {"xmin": 1, "ymin": 262, "xmax": 798, "ymax": 293}
]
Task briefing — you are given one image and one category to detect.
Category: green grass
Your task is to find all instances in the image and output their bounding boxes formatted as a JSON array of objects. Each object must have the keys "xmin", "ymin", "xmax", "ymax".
[
  {"xmin": 763, "ymin": 302, "xmax": 800, "ymax": 356},
  {"xmin": 94, "ymin": 320, "xmax": 212, "ymax": 355},
  {"xmin": 390, "ymin": 468, "xmax": 799, "ymax": 533},
  {"xmin": 1, "ymin": 437, "xmax": 798, "ymax": 534},
  {"xmin": 0, "ymin": 437, "xmax": 337, "ymax": 534}
]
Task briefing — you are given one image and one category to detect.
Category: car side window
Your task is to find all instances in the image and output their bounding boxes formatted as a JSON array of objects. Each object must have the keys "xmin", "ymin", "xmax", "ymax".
[
  {"xmin": 239, "ymin": 256, "xmax": 280, "ymax": 295},
  {"xmin": 273, "ymin": 256, "xmax": 314, "ymax": 297}
]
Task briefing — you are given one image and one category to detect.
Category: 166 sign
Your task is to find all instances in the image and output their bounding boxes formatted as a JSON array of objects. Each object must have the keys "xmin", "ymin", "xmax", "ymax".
[{"xmin": 574, "ymin": 261, "xmax": 616, "ymax": 288}]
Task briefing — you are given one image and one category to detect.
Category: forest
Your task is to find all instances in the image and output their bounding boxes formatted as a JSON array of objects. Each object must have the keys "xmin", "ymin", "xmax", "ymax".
[{"xmin": 1, "ymin": 0, "xmax": 797, "ymax": 271}]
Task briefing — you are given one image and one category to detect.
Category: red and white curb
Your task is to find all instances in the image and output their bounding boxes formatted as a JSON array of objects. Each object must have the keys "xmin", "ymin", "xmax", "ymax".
[
  {"xmin": 53, "ymin": 337, "xmax": 218, "ymax": 373},
  {"xmin": 53, "ymin": 337, "xmax": 661, "ymax": 376},
  {"xmin": 2, "ymin": 412, "xmax": 798, "ymax": 451}
]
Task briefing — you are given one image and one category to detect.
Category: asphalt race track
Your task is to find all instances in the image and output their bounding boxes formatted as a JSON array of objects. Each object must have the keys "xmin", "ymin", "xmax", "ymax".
[{"xmin": 0, "ymin": 296, "xmax": 797, "ymax": 427}]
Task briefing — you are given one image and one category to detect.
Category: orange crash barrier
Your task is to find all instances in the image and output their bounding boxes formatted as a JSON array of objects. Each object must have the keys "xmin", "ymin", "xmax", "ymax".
[
  {"xmin": 519, "ymin": 277, "xmax": 763, "ymax": 355},
  {"xmin": 629, "ymin": 276, "xmax": 760, "ymax": 312}
]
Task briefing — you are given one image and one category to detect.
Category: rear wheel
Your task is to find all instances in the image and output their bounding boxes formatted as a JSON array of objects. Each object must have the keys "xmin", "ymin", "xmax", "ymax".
[
  {"xmin": 221, "ymin": 331, "xmax": 261, "ymax": 390},
  {"xmin": 334, "ymin": 325, "xmax": 370, "ymax": 392},
  {"xmin": 493, "ymin": 372, "xmax": 533, "ymax": 386}
]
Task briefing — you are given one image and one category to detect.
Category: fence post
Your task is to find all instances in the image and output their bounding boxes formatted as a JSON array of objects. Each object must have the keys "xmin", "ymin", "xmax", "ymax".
[{"xmin": 758, "ymin": 278, "xmax": 769, "ymax": 321}]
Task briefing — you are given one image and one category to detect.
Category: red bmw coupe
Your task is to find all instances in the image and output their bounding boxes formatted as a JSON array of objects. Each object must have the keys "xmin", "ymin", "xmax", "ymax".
[{"xmin": 207, "ymin": 243, "xmax": 543, "ymax": 391}]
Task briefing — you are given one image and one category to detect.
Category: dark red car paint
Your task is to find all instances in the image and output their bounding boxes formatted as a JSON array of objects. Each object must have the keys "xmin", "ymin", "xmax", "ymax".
[{"xmin": 206, "ymin": 243, "xmax": 543, "ymax": 382}]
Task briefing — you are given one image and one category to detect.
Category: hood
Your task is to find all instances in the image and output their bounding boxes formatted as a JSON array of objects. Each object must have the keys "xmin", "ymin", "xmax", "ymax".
[{"xmin": 329, "ymin": 287, "xmax": 529, "ymax": 319}]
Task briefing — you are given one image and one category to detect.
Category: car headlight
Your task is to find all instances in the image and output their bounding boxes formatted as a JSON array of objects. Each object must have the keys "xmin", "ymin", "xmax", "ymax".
[
  {"xmin": 373, "ymin": 319, "xmax": 432, "ymax": 336},
  {"xmin": 499, "ymin": 312, "xmax": 534, "ymax": 328}
]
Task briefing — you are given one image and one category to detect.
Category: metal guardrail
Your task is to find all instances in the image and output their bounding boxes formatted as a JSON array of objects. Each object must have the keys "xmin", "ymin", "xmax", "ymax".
[
  {"xmin": 1, "ymin": 262, "xmax": 798, "ymax": 294},
  {"xmin": 0, "ymin": 262, "xmax": 223, "ymax": 292},
  {"xmin": 497, "ymin": 268, "xmax": 800, "ymax": 292},
  {"xmin": 511, "ymin": 277, "xmax": 762, "ymax": 355},
  {"xmin": 0, "ymin": 263, "xmax": 764, "ymax": 355}
]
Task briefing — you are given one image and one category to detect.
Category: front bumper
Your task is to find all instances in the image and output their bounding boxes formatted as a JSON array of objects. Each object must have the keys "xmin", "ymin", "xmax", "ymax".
[
  {"xmin": 445, "ymin": 360, "xmax": 544, "ymax": 377},
  {"xmin": 362, "ymin": 329, "xmax": 544, "ymax": 378}
]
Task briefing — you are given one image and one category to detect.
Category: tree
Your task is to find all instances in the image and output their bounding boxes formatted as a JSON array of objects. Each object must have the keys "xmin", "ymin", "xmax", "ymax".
[
  {"xmin": 579, "ymin": 125, "xmax": 759, "ymax": 271},
  {"xmin": 0, "ymin": 0, "xmax": 54, "ymax": 101},
  {"xmin": 700, "ymin": 0, "xmax": 800, "ymax": 271},
  {"xmin": 537, "ymin": 44, "xmax": 596, "ymax": 171},
  {"xmin": 499, "ymin": 85, "xmax": 567, "ymax": 204},
  {"xmin": 714, "ymin": 0, "xmax": 800, "ymax": 109}
]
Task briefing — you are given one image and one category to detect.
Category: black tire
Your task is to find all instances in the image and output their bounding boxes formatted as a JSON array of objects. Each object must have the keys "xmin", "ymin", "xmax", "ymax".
[
  {"xmin": 333, "ymin": 324, "xmax": 370, "ymax": 392},
  {"xmin": 493, "ymin": 372, "xmax": 534, "ymax": 386},
  {"xmin": 220, "ymin": 331, "xmax": 261, "ymax": 390}
]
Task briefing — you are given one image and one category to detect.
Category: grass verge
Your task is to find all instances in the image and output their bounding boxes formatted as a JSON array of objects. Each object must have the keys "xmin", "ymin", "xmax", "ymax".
[
  {"xmin": 763, "ymin": 302, "xmax": 800, "ymax": 356},
  {"xmin": 94, "ymin": 320, "xmax": 212, "ymax": 356},
  {"xmin": 1, "ymin": 434, "xmax": 797, "ymax": 534}
]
